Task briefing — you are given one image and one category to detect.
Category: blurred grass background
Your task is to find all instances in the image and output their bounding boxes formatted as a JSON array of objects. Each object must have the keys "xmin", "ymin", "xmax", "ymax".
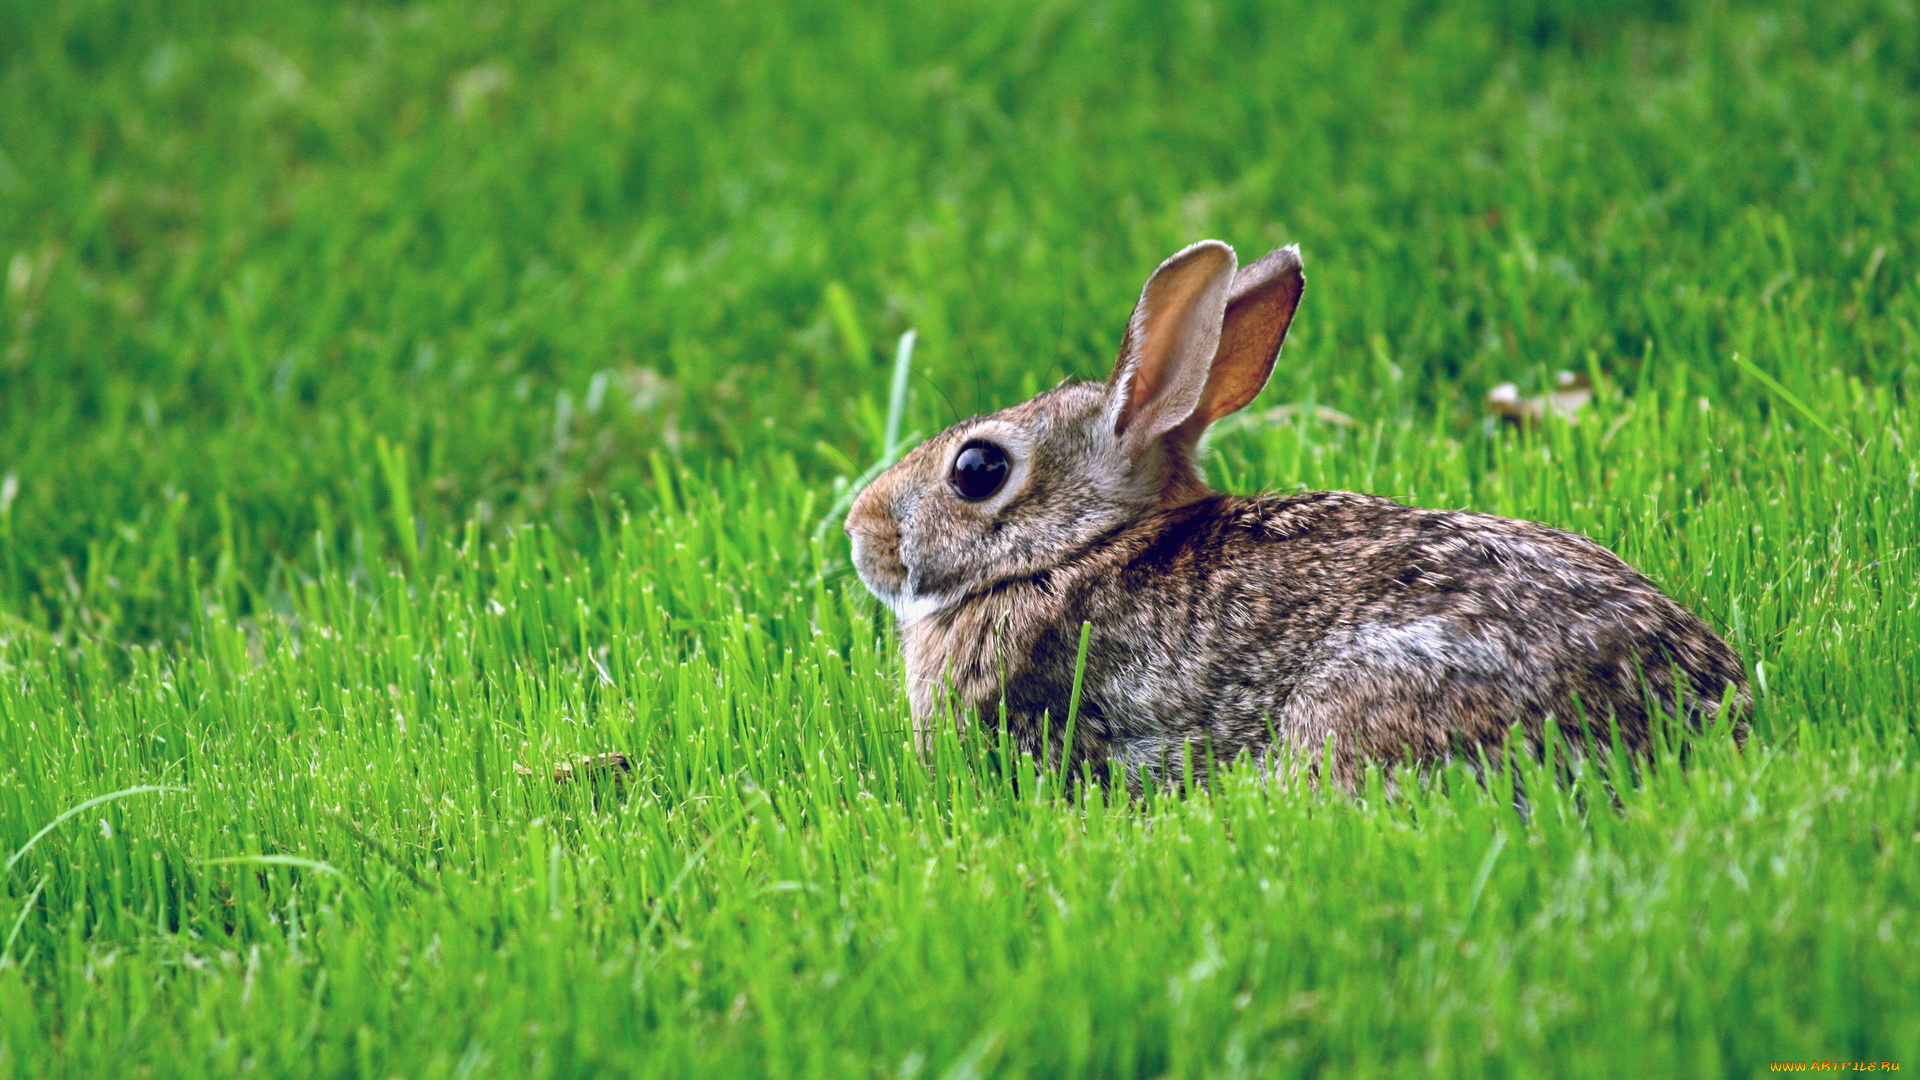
[
  {"xmin": 4, "ymin": 0, "xmax": 1913, "ymax": 635},
  {"xmin": 1, "ymin": 0, "xmax": 1918, "ymax": 1076}
]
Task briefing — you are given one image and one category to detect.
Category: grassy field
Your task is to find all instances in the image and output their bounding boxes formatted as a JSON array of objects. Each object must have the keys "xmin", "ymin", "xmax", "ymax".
[{"xmin": 3, "ymin": 0, "xmax": 1918, "ymax": 1075}]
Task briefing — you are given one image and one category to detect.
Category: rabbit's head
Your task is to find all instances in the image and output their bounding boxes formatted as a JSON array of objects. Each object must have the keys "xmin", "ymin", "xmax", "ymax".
[{"xmin": 845, "ymin": 241, "xmax": 1304, "ymax": 623}]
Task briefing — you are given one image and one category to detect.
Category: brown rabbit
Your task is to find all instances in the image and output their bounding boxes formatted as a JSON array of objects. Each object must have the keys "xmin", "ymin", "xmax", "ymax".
[{"xmin": 845, "ymin": 240, "xmax": 1749, "ymax": 790}]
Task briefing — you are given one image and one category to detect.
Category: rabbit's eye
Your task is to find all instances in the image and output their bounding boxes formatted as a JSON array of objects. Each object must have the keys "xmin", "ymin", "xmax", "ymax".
[{"xmin": 949, "ymin": 440, "xmax": 1010, "ymax": 501}]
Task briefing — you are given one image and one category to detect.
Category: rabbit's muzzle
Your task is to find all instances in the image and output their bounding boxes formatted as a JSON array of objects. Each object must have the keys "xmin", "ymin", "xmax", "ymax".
[{"xmin": 845, "ymin": 484, "xmax": 908, "ymax": 611}]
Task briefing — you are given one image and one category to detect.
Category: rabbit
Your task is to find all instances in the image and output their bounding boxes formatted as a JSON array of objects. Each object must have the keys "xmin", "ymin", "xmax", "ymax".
[{"xmin": 844, "ymin": 240, "xmax": 1750, "ymax": 791}]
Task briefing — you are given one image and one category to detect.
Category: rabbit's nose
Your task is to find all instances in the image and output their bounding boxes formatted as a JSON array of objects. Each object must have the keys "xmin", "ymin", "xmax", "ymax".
[
  {"xmin": 844, "ymin": 487, "xmax": 882, "ymax": 538},
  {"xmin": 844, "ymin": 488, "xmax": 897, "ymax": 555},
  {"xmin": 845, "ymin": 471, "xmax": 906, "ymax": 539}
]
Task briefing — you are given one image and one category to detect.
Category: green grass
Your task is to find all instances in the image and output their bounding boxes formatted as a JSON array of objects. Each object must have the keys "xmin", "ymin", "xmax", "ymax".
[{"xmin": 2, "ymin": 0, "xmax": 1918, "ymax": 1075}]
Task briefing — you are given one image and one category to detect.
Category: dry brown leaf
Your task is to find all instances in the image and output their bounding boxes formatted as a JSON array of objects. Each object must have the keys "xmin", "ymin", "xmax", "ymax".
[
  {"xmin": 551, "ymin": 751, "xmax": 632, "ymax": 783},
  {"xmin": 1487, "ymin": 370, "xmax": 1592, "ymax": 426},
  {"xmin": 516, "ymin": 752, "xmax": 633, "ymax": 783}
]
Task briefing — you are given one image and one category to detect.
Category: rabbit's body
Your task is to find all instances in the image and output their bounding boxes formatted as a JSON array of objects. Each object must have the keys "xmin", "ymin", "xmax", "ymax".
[
  {"xmin": 903, "ymin": 476, "xmax": 1746, "ymax": 787},
  {"xmin": 848, "ymin": 241, "xmax": 1748, "ymax": 788}
]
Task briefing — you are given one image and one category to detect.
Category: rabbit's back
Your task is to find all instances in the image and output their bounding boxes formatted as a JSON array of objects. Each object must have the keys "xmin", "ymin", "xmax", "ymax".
[
  {"xmin": 1215, "ymin": 492, "xmax": 1745, "ymax": 776},
  {"xmin": 913, "ymin": 490, "xmax": 1750, "ymax": 785}
]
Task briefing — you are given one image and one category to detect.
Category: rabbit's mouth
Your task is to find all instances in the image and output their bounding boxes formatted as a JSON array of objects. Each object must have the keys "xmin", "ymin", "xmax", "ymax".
[
  {"xmin": 846, "ymin": 485, "xmax": 913, "ymax": 607},
  {"xmin": 846, "ymin": 527, "xmax": 906, "ymax": 603},
  {"xmin": 847, "ymin": 530, "xmax": 957, "ymax": 625}
]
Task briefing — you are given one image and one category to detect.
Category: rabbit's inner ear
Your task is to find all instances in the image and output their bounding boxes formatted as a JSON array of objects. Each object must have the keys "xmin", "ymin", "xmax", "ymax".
[
  {"xmin": 1107, "ymin": 241, "xmax": 1238, "ymax": 448},
  {"xmin": 1176, "ymin": 245, "xmax": 1306, "ymax": 440}
]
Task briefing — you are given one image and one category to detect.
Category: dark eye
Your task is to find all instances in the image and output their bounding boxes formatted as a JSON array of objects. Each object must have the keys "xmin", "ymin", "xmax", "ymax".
[{"xmin": 948, "ymin": 440, "xmax": 1011, "ymax": 501}]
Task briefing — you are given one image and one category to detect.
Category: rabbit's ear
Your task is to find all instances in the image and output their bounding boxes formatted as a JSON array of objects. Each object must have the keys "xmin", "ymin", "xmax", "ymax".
[
  {"xmin": 1173, "ymin": 245, "xmax": 1305, "ymax": 442},
  {"xmin": 1106, "ymin": 241, "xmax": 1238, "ymax": 451}
]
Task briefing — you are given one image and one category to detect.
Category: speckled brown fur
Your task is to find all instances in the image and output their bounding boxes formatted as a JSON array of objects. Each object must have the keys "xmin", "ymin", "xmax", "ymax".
[{"xmin": 847, "ymin": 241, "xmax": 1749, "ymax": 791}]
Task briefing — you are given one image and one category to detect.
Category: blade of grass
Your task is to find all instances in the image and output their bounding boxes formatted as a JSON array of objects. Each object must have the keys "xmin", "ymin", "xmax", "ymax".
[
  {"xmin": 1059, "ymin": 619, "xmax": 1092, "ymax": 788},
  {"xmin": 6, "ymin": 786, "xmax": 184, "ymax": 873},
  {"xmin": 1730, "ymin": 352, "xmax": 1836, "ymax": 441},
  {"xmin": 2, "ymin": 876, "xmax": 46, "ymax": 965},
  {"xmin": 812, "ymin": 329, "xmax": 918, "ymax": 546},
  {"xmin": 199, "ymin": 855, "xmax": 345, "ymax": 877}
]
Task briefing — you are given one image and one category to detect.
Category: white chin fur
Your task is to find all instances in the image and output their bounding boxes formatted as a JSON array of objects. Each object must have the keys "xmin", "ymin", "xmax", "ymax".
[{"xmin": 895, "ymin": 592, "xmax": 954, "ymax": 625}]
